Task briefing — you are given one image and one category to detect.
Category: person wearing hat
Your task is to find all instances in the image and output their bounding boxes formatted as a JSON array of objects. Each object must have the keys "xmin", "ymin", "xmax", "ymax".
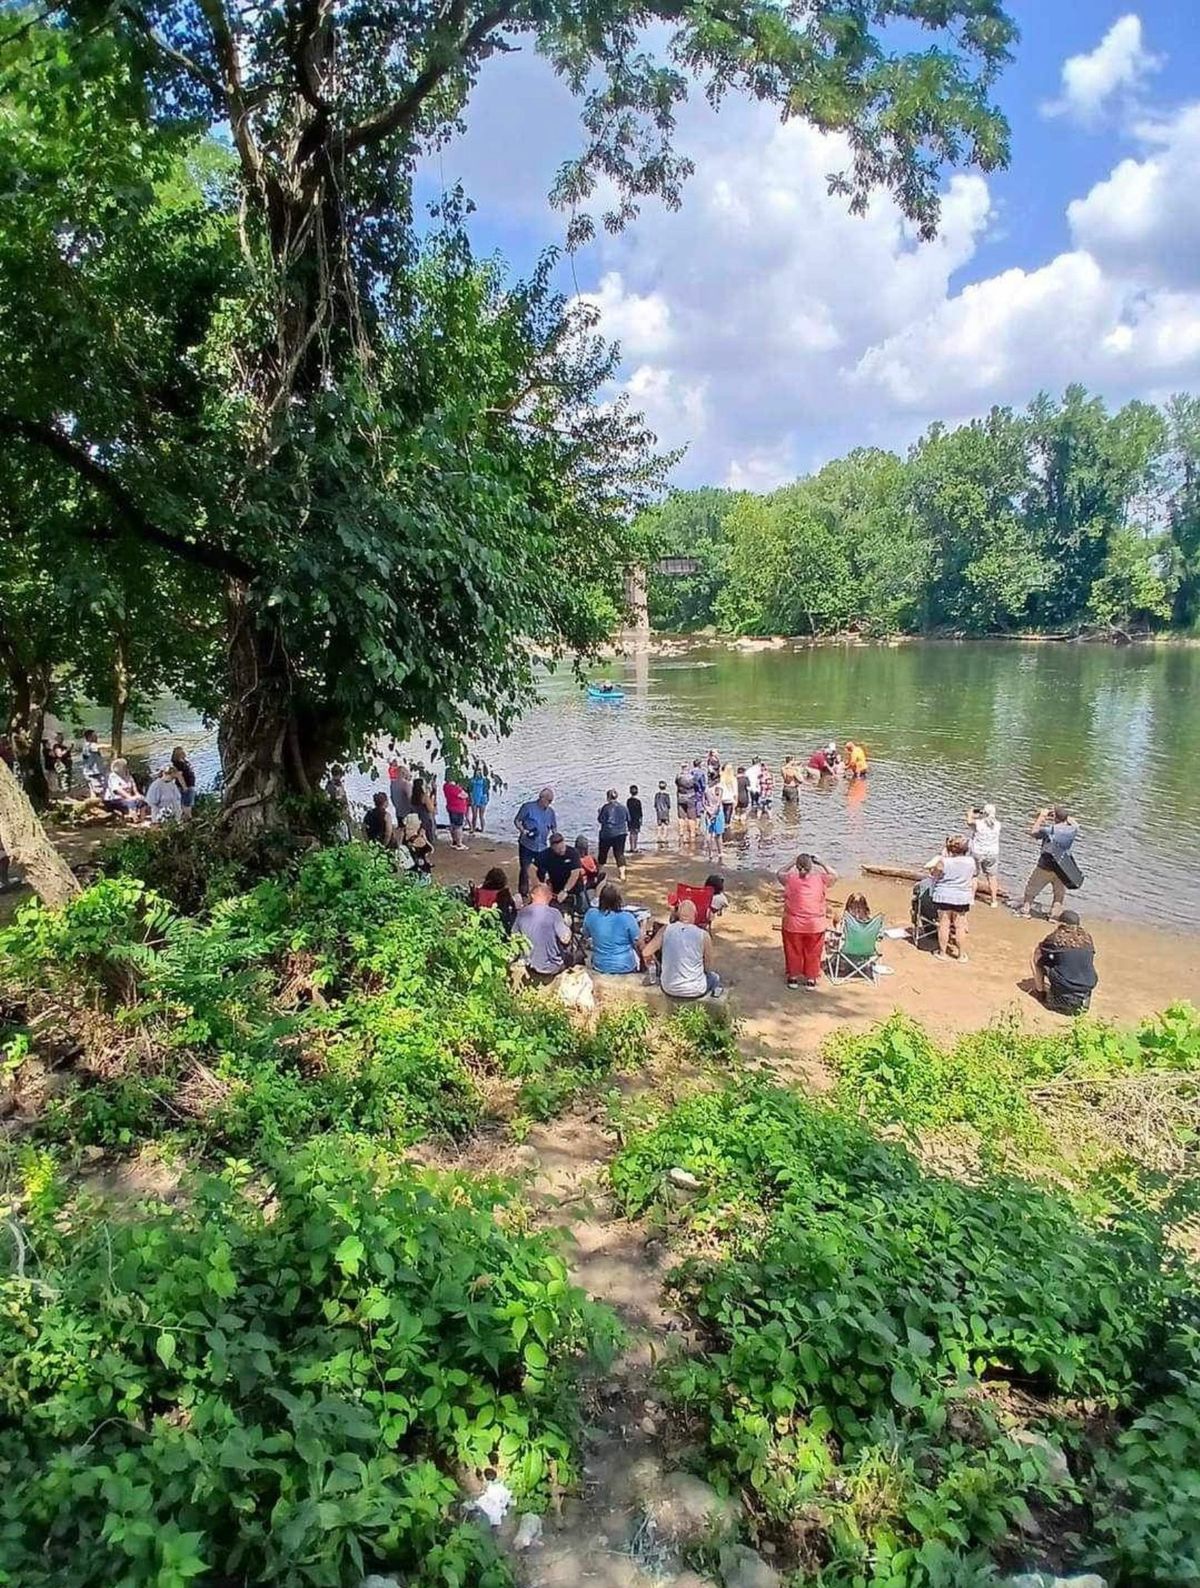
[
  {"xmin": 1031, "ymin": 910, "xmax": 1097, "ymax": 1015},
  {"xmin": 965, "ymin": 802, "xmax": 1003, "ymax": 907}
]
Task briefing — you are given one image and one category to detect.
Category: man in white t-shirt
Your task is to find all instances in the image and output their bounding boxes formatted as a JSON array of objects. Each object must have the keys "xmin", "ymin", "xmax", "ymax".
[
  {"xmin": 643, "ymin": 900, "xmax": 723, "ymax": 999},
  {"xmin": 965, "ymin": 803, "xmax": 1002, "ymax": 907}
]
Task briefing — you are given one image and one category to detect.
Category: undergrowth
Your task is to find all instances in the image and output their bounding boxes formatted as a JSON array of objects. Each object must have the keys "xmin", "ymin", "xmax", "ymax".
[
  {"xmin": 0, "ymin": 844, "xmax": 711, "ymax": 1157},
  {"xmin": 827, "ymin": 1008, "xmax": 1200, "ymax": 1183},
  {"xmin": 611, "ymin": 1081, "xmax": 1200, "ymax": 1586},
  {"xmin": 0, "ymin": 1140, "xmax": 617, "ymax": 1587}
]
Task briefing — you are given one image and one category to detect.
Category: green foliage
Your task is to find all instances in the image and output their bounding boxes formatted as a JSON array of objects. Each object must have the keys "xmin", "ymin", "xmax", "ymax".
[
  {"xmin": 0, "ymin": 846, "xmax": 664, "ymax": 1158},
  {"xmin": 1092, "ymin": 1329, "xmax": 1200, "ymax": 1583},
  {"xmin": 639, "ymin": 389, "xmax": 1197, "ymax": 639},
  {"xmin": 611, "ymin": 1081, "xmax": 1199, "ymax": 1583},
  {"xmin": 0, "ymin": 1141, "xmax": 617, "ymax": 1587},
  {"xmin": 828, "ymin": 1006, "xmax": 1200, "ymax": 1151}
]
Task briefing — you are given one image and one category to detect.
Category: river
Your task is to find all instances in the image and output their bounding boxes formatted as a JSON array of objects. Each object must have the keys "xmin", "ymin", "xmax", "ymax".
[{"xmin": 95, "ymin": 640, "xmax": 1200, "ymax": 931}]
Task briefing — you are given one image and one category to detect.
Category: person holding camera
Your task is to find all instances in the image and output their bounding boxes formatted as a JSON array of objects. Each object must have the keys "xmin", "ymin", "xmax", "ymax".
[
  {"xmin": 965, "ymin": 803, "xmax": 1002, "ymax": 907},
  {"xmin": 1018, "ymin": 804, "xmax": 1079, "ymax": 919}
]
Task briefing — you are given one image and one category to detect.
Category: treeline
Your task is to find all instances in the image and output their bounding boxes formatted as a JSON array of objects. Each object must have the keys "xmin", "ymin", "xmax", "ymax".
[{"xmin": 642, "ymin": 387, "xmax": 1200, "ymax": 637}]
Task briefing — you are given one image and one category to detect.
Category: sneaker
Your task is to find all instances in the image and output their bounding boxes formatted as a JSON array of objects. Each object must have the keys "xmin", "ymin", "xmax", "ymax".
[
  {"xmin": 786, "ymin": 977, "xmax": 801, "ymax": 989},
  {"xmin": 931, "ymin": 951, "xmax": 946, "ymax": 960},
  {"xmin": 803, "ymin": 978, "xmax": 819, "ymax": 989}
]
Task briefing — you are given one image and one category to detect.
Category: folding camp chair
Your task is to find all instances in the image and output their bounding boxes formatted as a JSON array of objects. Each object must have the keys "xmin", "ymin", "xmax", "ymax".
[
  {"xmin": 825, "ymin": 913, "xmax": 885, "ymax": 983},
  {"xmin": 910, "ymin": 881, "xmax": 939, "ymax": 950},
  {"xmin": 666, "ymin": 882, "xmax": 715, "ymax": 929}
]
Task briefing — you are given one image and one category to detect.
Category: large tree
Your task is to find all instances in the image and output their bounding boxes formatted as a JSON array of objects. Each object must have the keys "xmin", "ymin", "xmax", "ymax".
[{"xmin": 1, "ymin": 0, "xmax": 1017, "ymax": 823}]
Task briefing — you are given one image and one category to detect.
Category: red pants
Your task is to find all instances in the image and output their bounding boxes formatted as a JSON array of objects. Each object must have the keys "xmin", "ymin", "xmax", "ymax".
[{"xmin": 782, "ymin": 928, "xmax": 824, "ymax": 981}]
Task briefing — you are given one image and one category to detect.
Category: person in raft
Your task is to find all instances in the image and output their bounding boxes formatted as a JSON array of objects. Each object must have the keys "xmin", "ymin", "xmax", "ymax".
[{"xmin": 777, "ymin": 852, "xmax": 838, "ymax": 990}]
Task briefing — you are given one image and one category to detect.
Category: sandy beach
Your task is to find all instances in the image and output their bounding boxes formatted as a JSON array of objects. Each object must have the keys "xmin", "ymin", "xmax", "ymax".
[{"xmin": 432, "ymin": 830, "xmax": 1200, "ymax": 1066}]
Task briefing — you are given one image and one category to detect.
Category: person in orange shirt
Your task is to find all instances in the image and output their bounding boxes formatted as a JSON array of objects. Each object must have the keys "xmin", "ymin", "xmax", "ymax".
[{"xmin": 844, "ymin": 741, "xmax": 869, "ymax": 779}]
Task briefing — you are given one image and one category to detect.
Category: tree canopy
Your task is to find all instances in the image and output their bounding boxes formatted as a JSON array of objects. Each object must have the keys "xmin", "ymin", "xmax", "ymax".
[
  {"xmin": 645, "ymin": 387, "xmax": 1195, "ymax": 639},
  {"xmin": 1, "ymin": 0, "xmax": 1018, "ymax": 817}
]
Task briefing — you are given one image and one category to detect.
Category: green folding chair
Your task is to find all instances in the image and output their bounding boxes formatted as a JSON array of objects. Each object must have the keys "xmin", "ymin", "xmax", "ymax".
[{"xmin": 825, "ymin": 913, "xmax": 885, "ymax": 983}]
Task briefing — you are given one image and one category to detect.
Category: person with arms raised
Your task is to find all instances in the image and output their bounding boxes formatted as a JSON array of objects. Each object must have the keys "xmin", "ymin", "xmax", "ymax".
[{"xmin": 777, "ymin": 852, "xmax": 837, "ymax": 989}]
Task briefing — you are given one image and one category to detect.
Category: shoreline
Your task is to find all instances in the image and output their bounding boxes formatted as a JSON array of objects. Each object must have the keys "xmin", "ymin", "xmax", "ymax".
[
  {"xmin": 595, "ymin": 630, "xmax": 1200, "ymax": 658},
  {"xmin": 431, "ymin": 832, "xmax": 1200, "ymax": 1056}
]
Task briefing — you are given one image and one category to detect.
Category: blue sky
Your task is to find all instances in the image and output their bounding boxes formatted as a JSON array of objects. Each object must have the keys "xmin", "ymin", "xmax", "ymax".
[{"xmin": 417, "ymin": 4, "xmax": 1200, "ymax": 488}]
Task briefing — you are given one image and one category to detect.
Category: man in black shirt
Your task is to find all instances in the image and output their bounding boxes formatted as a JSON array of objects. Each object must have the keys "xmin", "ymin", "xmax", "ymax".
[
  {"xmin": 1032, "ymin": 910, "xmax": 1098, "ymax": 1015},
  {"xmin": 537, "ymin": 831, "xmax": 584, "ymax": 912}
]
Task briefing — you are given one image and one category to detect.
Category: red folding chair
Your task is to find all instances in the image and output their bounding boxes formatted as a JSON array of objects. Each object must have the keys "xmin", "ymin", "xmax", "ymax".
[{"xmin": 666, "ymin": 882, "xmax": 714, "ymax": 928}]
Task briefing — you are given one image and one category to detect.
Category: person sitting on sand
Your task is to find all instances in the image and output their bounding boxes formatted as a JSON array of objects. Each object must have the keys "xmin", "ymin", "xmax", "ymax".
[
  {"xmin": 146, "ymin": 764, "xmax": 183, "ymax": 824},
  {"xmin": 1031, "ymin": 909, "xmax": 1098, "ymax": 1015},
  {"xmin": 839, "ymin": 891, "xmax": 872, "ymax": 926},
  {"xmin": 537, "ymin": 830, "xmax": 585, "ymax": 913},
  {"xmin": 927, "ymin": 835, "xmax": 977, "ymax": 962},
  {"xmin": 472, "ymin": 866, "xmax": 520, "ymax": 936},
  {"xmin": 704, "ymin": 873, "xmax": 729, "ymax": 923},
  {"xmin": 514, "ymin": 883, "xmax": 572, "ymax": 984},
  {"xmin": 777, "ymin": 852, "xmax": 837, "ymax": 990},
  {"xmin": 966, "ymin": 803, "xmax": 1002, "ymax": 907},
  {"xmin": 642, "ymin": 899, "xmax": 723, "ymax": 1000},
  {"xmin": 582, "ymin": 882, "xmax": 643, "ymax": 975},
  {"xmin": 103, "ymin": 758, "xmax": 149, "ymax": 819},
  {"xmin": 400, "ymin": 812, "xmax": 433, "ymax": 876},
  {"xmin": 364, "ymin": 790, "xmax": 397, "ymax": 848}
]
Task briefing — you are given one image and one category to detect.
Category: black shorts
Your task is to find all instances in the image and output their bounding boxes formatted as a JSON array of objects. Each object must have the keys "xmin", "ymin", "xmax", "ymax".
[
  {"xmin": 1046, "ymin": 985, "xmax": 1091, "ymax": 1015},
  {"xmin": 677, "ymin": 801, "xmax": 693, "ymax": 819},
  {"xmin": 598, "ymin": 834, "xmax": 627, "ymax": 866},
  {"xmin": 935, "ymin": 902, "xmax": 970, "ymax": 915}
]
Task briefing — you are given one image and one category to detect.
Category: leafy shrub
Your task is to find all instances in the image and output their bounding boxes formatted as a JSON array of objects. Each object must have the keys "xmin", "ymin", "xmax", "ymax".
[
  {"xmin": 0, "ymin": 1141, "xmax": 617, "ymax": 1588},
  {"xmin": 664, "ymin": 1000, "xmax": 740, "ymax": 1066},
  {"xmin": 103, "ymin": 798, "xmax": 338, "ymax": 915},
  {"xmin": 1092, "ymin": 1328, "xmax": 1200, "ymax": 1583},
  {"xmin": 611, "ymin": 1081, "xmax": 1198, "ymax": 1583},
  {"xmin": 828, "ymin": 1005, "xmax": 1200, "ymax": 1153}
]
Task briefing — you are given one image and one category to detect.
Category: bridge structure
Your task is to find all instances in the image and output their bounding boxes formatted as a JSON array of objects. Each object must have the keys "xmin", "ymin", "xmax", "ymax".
[{"xmin": 623, "ymin": 556, "xmax": 701, "ymax": 633}]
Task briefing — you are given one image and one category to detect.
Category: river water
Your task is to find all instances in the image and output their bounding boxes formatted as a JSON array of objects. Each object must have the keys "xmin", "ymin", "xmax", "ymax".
[{"xmin": 100, "ymin": 640, "xmax": 1200, "ymax": 931}]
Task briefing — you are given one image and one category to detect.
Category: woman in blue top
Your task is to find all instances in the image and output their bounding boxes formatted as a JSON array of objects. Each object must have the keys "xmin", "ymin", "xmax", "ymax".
[
  {"xmin": 468, "ymin": 768, "xmax": 490, "ymax": 833},
  {"xmin": 582, "ymin": 883, "xmax": 643, "ymax": 975}
]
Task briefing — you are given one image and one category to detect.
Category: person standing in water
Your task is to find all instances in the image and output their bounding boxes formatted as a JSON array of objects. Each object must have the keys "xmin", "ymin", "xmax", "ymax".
[
  {"xmin": 468, "ymin": 764, "xmax": 490, "ymax": 832},
  {"xmin": 597, "ymin": 788, "xmax": 630, "ymax": 881},
  {"xmin": 674, "ymin": 763, "xmax": 697, "ymax": 842},
  {"xmin": 654, "ymin": 781, "xmax": 671, "ymax": 842},
  {"xmin": 626, "ymin": 785, "xmax": 644, "ymax": 853},
  {"xmin": 719, "ymin": 762, "xmax": 737, "ymax": 822},
  {"xmin": 703, "ymin": 779, "xmax": 726, "ymax": 863}
]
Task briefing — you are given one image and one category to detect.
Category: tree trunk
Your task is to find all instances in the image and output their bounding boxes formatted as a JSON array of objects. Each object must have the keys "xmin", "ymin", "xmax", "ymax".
[
  {"xmin": 7, "ymin": 666, "xmax": 51, "ymax": 810},
  {"xmin": 218, "ymin": 584, "xmax": 341, "ymax": 831},
  {"xmin": 111, "ymin": 630, "xmax": 130, "ymax": 757},
  {"xmin": 0, "ymin": 756, "xmax": 80, "ymax": 907}
]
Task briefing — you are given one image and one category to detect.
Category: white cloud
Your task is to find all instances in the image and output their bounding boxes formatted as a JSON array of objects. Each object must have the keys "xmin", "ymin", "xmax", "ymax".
[
  {"xmin": 431, "ymin": 44, "xmax": 1200, "ymax": 486},
  {"xmin": 1043, "ymin": 14, "xmax": 1162, "ymax": 126},
  {"xmin": 1067, "ymin": 104, "xmax": 1200, "ymax": 289}
]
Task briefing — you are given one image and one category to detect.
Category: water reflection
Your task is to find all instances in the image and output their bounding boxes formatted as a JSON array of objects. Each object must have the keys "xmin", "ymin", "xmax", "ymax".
[{"xmin": 91, "ymin": 641, "xmax": 1200, "ymax": 929}]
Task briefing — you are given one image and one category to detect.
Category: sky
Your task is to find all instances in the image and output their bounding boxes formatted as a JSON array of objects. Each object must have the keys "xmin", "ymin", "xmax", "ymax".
[{"xmin": 415, "ymin": 3, "xmax": 1200, "ymax": 491}]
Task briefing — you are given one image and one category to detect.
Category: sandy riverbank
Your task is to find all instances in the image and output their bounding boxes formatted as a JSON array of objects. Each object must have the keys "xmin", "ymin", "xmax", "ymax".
[{"xmin": 431, "ymin": 832, "xmax": 1200, "ymax": 1068}]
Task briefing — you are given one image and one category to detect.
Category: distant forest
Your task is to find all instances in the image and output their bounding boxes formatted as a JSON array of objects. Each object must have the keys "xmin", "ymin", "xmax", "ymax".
[{"xmin": 639, "ymin": 386, "xmax": 1200, "ymax": 638}]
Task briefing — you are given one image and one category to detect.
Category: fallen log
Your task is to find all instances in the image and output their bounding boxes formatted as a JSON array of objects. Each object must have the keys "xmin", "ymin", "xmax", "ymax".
[{"xmin": 862, "ymin": 863, "xmax": 1012, "ymax": 903}]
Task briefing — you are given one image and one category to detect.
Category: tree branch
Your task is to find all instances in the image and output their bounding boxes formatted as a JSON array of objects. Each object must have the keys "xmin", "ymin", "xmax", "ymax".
[
  {"xmin": 196, "ymin": 0, "xmax": 264, "ymax": 188},
  {"xmin": 121, "ymin": 2, "xmax": 223, "ymax": 95},
  {"xmin": 0, "ymin": 415, "xmax": 255, "ymax": 582},
  {"xmin": 337, "ymin": 0, "xmax": 518, "ymax": 157}
]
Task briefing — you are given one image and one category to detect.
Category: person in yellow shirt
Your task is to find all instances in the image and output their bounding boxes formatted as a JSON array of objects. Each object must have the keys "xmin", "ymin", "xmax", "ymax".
[{"xmin": 844, "ymin": 741, "xmax": 869, "ymax": 779}]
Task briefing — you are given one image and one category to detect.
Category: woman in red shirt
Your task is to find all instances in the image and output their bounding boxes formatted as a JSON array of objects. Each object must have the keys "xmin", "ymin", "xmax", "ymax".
[
  {"xmin": 441, "ymin": 775, "xmax": 470, "ymax": 849},
  {"xmin": 777, "ymin": 852, "xmax": 838, "ymax": 989}
]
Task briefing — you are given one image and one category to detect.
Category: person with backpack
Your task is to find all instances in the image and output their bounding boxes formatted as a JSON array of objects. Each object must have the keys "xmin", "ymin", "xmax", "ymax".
[{"xmin": 1018, "ymin": 804, "xmax": 1080, "ymax": 920}]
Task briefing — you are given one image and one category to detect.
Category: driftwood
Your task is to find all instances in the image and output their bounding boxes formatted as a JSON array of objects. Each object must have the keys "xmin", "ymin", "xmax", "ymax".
[{"xmin": 862, "ymin": 863, "xmax": 1012, "ymax": 903}]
